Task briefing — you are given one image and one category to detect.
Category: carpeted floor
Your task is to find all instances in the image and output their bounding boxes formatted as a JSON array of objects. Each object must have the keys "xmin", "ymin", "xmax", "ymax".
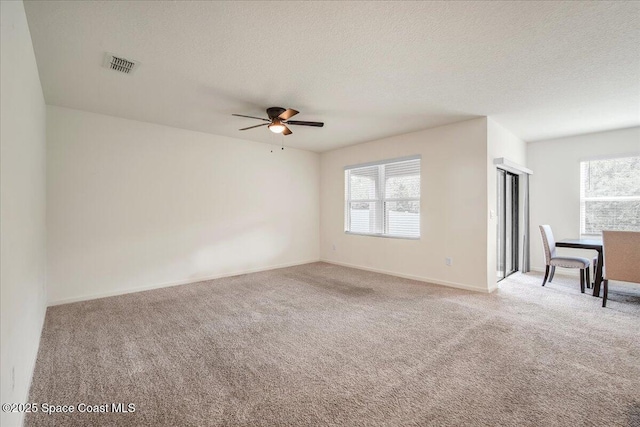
[{"xmin": 26, "ymin": 262, "xmax": 640, "ymax": 426}]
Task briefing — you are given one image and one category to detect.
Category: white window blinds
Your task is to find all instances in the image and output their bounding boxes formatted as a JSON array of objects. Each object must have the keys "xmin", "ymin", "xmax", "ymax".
[
  {"xmin": 579, "ymin": 156, "xmax": 640, "ymax": 235},
  {"xmin": 345, "ymin": 156, "xmax": 421, "ymax": 238}
]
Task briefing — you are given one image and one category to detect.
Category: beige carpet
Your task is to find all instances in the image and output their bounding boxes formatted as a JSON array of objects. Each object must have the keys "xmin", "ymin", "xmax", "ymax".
[{"xmin": 26, "ymin": 262, "xmax": 640, "ymax": 426}]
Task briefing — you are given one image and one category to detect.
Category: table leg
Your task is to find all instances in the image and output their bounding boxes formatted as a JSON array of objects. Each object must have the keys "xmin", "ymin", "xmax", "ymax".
[{"xmin": 593, "ymin": 249, "xmax": 604, "ymax": 297}]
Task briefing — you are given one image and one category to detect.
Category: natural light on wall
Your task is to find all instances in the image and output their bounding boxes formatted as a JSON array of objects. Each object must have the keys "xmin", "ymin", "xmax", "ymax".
[
  {"xmin": 344, "ymin": 156, "xmax": 421, "ymax": 239},
  {"xmin": 579, "ymin": 155, "xmax": 640, "ymax": 236}
]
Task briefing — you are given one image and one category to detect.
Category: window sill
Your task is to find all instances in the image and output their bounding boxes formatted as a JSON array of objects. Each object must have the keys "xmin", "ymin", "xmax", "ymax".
[{"xmin": 344, "ymin": 231, "xmax": 420, "ymax": 240}]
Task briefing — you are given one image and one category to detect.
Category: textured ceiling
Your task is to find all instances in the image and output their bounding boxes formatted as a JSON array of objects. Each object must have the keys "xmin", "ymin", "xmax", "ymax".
[{"xmin": 24, "ymin": 1, "xmax": 640, "ymax": 152}]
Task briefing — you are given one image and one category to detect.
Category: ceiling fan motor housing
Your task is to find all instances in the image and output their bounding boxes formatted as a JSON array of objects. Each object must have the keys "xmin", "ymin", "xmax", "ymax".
[{"xmin": 266, "ymin": 107, "xmax": 286, "ymax": 119}]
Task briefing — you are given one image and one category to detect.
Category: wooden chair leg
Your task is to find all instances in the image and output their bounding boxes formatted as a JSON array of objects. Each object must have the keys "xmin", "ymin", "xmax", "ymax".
[
  {"xmin": 549, "ymin": 266, "xmax": 556, "ymax": 282},
  {"xmin": 542, "ymin": 265, "xmax": 550, "ymax": 286},
  {"xmin": 602, "ymin": 279, "xmax": 608, "ymax": 307},
  {"xmin": 580, "ymin": 269, "xmax": 585, "ymax": 293},
  {"xmin": 586, "ymin": 268, "xmax": 591, "ymax": 289}
]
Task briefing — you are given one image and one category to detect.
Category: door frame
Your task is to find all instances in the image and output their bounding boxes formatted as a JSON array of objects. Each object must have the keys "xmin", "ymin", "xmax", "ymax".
[{"xmin": 497, "ymin": 169, "xmax": 519, "ymax": 281}]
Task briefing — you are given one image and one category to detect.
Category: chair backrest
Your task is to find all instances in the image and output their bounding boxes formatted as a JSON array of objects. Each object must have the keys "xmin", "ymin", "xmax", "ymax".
[
  {"xmin": 602, "ymin": 230, "xmax": 640, "ymax": 283},
  {"xmin": 539, "ymin": 225, "xmax": 557, "ymax": 264}
]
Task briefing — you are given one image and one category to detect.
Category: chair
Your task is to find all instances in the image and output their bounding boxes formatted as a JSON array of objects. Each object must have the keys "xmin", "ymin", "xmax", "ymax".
[
  {"xmin": 539, "ymin": 225, "xmax": 591, "ymax": 293},
  {"xmin": 601, "ymin": 231, "xmax": 640, "ymax": 307},
  {"xmin": 590, "ymin": 256, "xmax": 598, "ymax": 289}
]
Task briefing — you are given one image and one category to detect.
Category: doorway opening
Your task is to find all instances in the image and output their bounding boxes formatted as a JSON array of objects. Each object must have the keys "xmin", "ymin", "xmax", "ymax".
[{"xmin": 497, "ymin": 169, "xmax": 519, "ymax": 281}]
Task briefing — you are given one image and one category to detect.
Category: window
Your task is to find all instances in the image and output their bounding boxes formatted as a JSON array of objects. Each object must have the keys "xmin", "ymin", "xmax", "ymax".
[
  {"xmin": 580, "ymin": 155, "xmax": 640, "ymax": 235},
  {"xmin": 345, "ymin": 156, "xmax": 420, "ymax": 238}
]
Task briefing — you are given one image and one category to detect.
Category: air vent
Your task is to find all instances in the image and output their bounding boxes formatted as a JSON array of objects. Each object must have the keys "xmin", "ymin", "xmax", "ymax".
[{"xmin": 103, "ymin": 53, "xmax": 139, "ymax": 74}]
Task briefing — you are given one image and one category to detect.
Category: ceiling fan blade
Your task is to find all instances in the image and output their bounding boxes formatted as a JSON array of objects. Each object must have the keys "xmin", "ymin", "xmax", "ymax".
[
  {"xmin": 232, "ymin": 114, "xmax": 270, "ymax": 122},
  {"xmin": 278, "ymin": 109, "xmax": 299, "ymax": 120},
  {"xmin": 285, "ymin": 120, "xmax": 324, "ymax": 127},
  {"xmin": 239, "ymin": 123, "xmax": 269, "ymax": 131},
  {"xmin": 282, "ymin": 125, "xmax": 292, "ymax": 135}
]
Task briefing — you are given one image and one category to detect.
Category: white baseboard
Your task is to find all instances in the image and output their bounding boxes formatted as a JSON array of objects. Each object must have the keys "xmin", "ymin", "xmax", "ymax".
[
  {"xmin": 48, "ymin": 259, "xmax": 321, "ymax": 306},
  {"xmin": 487, "ymin": 282, "xmax": 500, "ymax": 293},
  {"xmin": 319, "ymin": 259, "xmax": 492, "ymax": 293},
  {"xmin": 18, "ymin": 305, "xmax": 47, "ymax": 427}
]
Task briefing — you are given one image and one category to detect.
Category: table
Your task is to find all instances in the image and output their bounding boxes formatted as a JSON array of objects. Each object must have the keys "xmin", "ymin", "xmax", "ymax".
[{"xmin": 556, "ymin": 239, "xmax": 603, "ymax": 297}]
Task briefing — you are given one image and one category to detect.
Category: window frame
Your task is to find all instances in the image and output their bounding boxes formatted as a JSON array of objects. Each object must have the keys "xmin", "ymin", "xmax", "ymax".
[
  {"xmin": 579, "ymin": 154, "xmax": 640, "ymax": 237},
  {"xmin": 344, "ymin": 155, "xmax": 421, "ymax": 239}
]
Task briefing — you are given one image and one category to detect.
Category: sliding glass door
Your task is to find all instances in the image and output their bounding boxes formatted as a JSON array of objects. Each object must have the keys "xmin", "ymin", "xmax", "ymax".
[{"xmin": 497, "ymin": 169, "xmax": 519, "ymax": 281}]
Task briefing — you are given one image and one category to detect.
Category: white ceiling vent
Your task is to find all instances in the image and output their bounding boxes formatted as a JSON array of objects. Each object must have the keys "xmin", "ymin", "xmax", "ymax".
[{"xmin": 103, "ymin": 53, "xmax": 139, "ymax": 74}]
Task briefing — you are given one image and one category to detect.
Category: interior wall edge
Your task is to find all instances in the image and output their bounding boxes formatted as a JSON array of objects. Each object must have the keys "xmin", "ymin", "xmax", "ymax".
[
  {"xmin": 22, "ymin": 310, "xmax": 46, "ymax": 402},
  {"xmin": 45, "ymin": 104, "xmax": 321, "ymax": 156},
  {"xmin": 1, "ymin": 1, "xmax": 48, "ymax": 426}
]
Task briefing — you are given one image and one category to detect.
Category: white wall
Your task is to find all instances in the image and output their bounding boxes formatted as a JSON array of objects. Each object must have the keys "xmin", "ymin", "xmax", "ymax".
[
  {"xmin": 487, "ymin": 118, "xmax": 527, "ymax": 286},
  {"xmin": 47, "ymin": 106, "xmax": 320, "ymax": 304},
  {"xmin": 320, "ymin": 118, "xmax": 492, "ymax": 292},
  {"xmin": 1, "ymin": 2, "xmax": 48, "ymax": 426},
  {"xmin": 528, "ymin": 127, "xmax": 640, "ymax": 271}
]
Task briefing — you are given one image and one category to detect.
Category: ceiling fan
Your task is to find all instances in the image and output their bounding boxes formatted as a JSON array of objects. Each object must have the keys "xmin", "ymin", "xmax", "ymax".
[{"xmin": 233, "ymin": 107, "xmax": 324, "ymax": 136}]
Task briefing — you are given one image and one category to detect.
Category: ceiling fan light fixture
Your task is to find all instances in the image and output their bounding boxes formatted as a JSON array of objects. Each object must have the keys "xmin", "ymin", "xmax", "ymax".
[{"xmin": 268, "ymin": 119, "xmax": 285, "ymax": 134}]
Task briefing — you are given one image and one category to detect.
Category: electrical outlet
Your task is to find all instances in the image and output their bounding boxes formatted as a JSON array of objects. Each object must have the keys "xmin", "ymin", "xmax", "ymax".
[
  {"xmin": 332, "ymin": 244, "xmax": 336, "ymax": 251},
  {"xmin": 445, "ymin": 257, "xmax": 453, "ymax": 266}
]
